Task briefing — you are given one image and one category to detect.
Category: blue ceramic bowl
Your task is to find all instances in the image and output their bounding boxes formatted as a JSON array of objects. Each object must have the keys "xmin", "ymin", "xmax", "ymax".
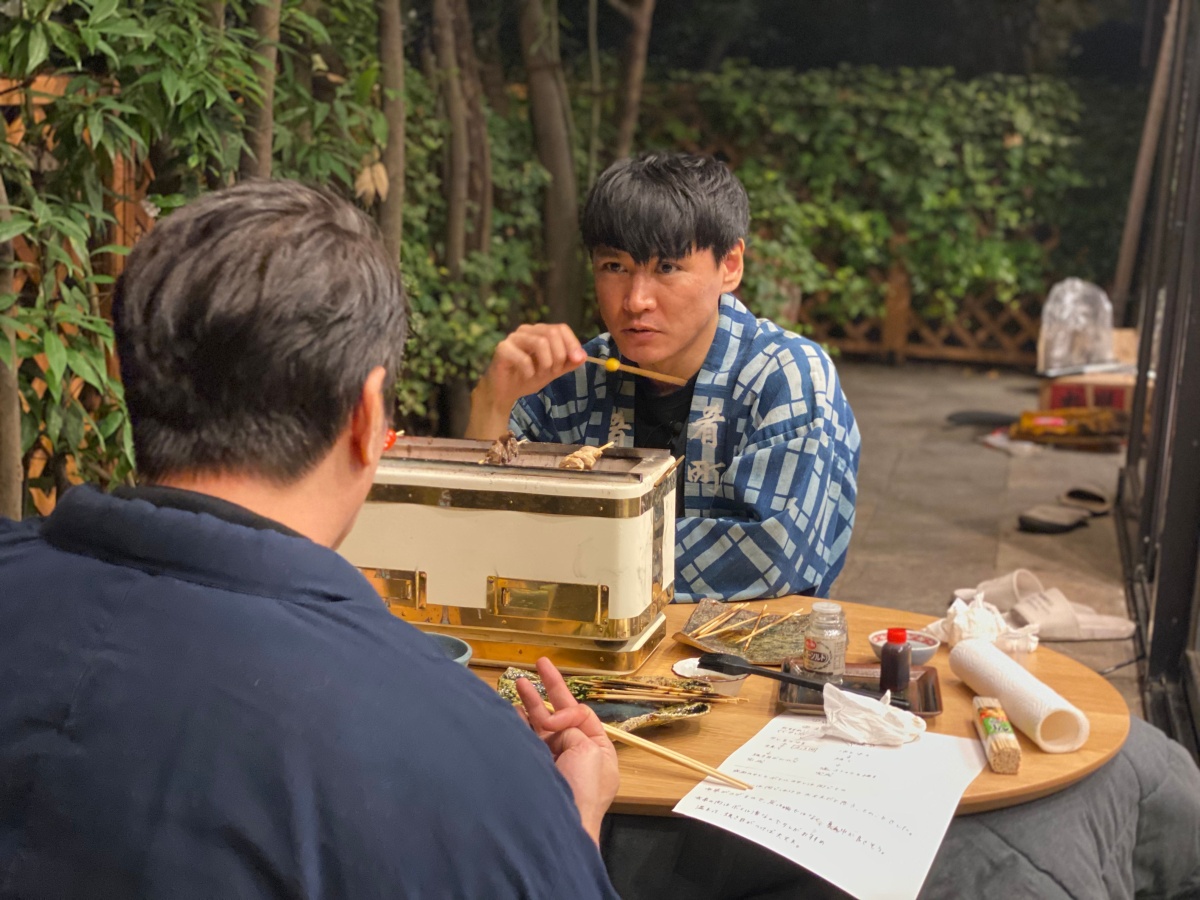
[{"xmin": 426, "ymin": 633, "xmax": 473, "ymax": 666}]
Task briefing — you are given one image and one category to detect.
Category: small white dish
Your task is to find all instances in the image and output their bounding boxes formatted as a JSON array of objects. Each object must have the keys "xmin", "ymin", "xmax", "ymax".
[
  {"xmin": 672, "ymin": 657, "xmax": 748, "ymax": 695},
  {"xmin": 868, "ymin": 629, "xmax": 941, "ymax": 665}
]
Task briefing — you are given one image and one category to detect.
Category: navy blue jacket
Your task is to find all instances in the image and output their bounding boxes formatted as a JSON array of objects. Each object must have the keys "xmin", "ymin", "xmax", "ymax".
[{"xmin": 0, "ymin": 486, "xmax": 617, "ymax": 899}]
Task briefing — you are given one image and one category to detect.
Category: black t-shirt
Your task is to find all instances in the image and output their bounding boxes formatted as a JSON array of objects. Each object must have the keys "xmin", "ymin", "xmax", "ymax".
[{"xmin": 634, "ymin": 377, "xmax": 696, "ymax": 518}]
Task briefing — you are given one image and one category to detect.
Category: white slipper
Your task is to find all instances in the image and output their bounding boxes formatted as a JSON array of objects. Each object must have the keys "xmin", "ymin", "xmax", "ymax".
[
  {"xmin": 956, "ymin": 569, "xmax": 1044, "ymax": 608},
  {"xmin": 1058, "ymin": 483, "xmax": 1113, "ymax": 517},
  {"xmin": 1006, "ymin": 588, "xmax": 1135, "ymax": 641}
]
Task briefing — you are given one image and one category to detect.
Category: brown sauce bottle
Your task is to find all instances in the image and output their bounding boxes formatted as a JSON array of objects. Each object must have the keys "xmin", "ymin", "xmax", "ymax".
[{"xmin": 879, "ymin": 628, "xmax": 912, "ymax": 694}]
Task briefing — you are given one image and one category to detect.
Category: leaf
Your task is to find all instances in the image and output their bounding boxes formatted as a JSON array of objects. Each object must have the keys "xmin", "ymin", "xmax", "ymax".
[
  {"xmin": 26, "ymin": 27, "xmax": 50, "ymax": 72},
  {"xmin": 98, "ymin": 410, "xmax": 123, "ymax": 439},
  {"xmin": 66, "ymin": 347, "xmax": 104, "ymax": 390},
  {"xmin": 45, "ymin": 401, "xmax": 63, "ymax": 447},
  {"xmin": 20, "ymin": 413, "xmax": 39, "ymax": 455},
  {"xmin": 43, "ymin": 331, "xmax": 67, "ymax": 388},
  {"xmin": 63, "ymin": 405, "xmax": 85, "ymax": 452},
  {"xmin": 90, "ymin": 0, "xmax": 119, "ymax": 24},
  {"xmin": 0, "ymin": 218, "xmax": 31, "ymax": 244}
]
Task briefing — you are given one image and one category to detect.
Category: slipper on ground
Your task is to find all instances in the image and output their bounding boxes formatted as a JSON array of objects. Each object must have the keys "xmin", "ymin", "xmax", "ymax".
[
  {"xmin": 946, "ymin": 410, "xmax": 1020, "ymax": 428},
  {"xmin": 1058, "ymin": 483, "xmax": 1113, "ymax": 516},
  {"xmin": 1018, "ymin": 505, "xmax": 1090, "ymax": 534},
  {"xmin": 1006, "ymin": 588, "xmax": 1136, "ymax": 641}
]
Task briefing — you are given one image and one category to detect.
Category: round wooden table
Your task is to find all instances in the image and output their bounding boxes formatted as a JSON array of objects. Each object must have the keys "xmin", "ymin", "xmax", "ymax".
[{"xmin": 474, "ymin": 598, "xmax": 1131, "ymax": 815}]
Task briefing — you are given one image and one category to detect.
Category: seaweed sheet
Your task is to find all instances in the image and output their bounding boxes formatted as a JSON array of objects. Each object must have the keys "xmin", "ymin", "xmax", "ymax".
[
  {"xmin": 674, "ymin": 598, "xmax": 810, "ymax": 666},
  {"xmin": 496, "ymin": 668, "xmax": 711, "ymax": 733}
]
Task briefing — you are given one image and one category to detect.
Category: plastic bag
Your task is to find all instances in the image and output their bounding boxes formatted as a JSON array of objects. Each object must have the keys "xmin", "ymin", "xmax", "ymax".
[{"xmin": 1037, "ymin": 278, "xmax": 1114, "ymax": 375}]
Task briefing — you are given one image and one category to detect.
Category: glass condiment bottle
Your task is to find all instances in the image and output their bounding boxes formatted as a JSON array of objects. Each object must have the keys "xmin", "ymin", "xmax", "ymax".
[
  {"xmin": 803, "ymin": 601, "xmax": 847, "ymax": 685},
  {"xmin": 879, "ymin": 627, "xmax": 912, "ymax": 694}
]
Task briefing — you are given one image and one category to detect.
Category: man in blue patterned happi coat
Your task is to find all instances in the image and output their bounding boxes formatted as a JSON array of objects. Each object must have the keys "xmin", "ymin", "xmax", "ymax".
[{"xmin": 466, "ymin": 152, "xmax": 860, "ymax": 601}]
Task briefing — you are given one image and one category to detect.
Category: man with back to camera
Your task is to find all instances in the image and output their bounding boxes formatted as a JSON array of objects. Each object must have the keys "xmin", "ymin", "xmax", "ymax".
[
  {"xmin": 466, "ymin": 152, "xmax": 860, "ymax": 602},
  {"xmin": 468, "ymin": 153, "xmax": 1200, "ymax": 899},
  {"xmin": 0, "ymin": 180, "xmax": 621, "ymax": 899}
]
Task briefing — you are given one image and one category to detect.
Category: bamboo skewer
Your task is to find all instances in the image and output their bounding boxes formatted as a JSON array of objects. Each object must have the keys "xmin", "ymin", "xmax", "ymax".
[
  {"xmin": 691, "ymin": 610, "xmax": 737, "ymax": 638},
  {"xmin": 734, "ymin": 607, "xmax": 768, "ymax": 646},
  {"xmin": 586, "ymin": 356, "xmax": 688, "ymax": 387},
  {"xmin": 603, "ymin": 723, "xmax": 752, "ymax": 790},
  {"xmin": 696, "ymin": 614, "xmax": 760, "ymax": 641},
  {"xmin": 690, "ymin": 604, "xmax": 748, "ymax": 638},
  {"xmin": 737, "ymin": 609, "xmax": 804, "ymax": 646},
  {"xmin": 585, "ymin": 691, "xmax": 744, "ymax": 705}
]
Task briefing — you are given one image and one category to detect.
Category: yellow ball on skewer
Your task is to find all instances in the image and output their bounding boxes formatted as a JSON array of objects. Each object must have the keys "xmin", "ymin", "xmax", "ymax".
[{"xmin": 604, "ymin": 357, "xmax": 620, "ymax": 372}]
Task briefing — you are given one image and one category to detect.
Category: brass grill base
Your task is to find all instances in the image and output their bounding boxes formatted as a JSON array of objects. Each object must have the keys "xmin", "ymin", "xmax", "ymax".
[{"xmin": 412, "ymin": 615, "xmax": 667, "ymax": 676}]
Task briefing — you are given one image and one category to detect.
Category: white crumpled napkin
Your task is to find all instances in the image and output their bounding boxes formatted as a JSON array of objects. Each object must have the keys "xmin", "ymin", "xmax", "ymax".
[
  {"xmin": 926, "ymin": 594, "xmax": 1040, "ymax": 654},
  {"xmin": 820, "ymin": 683, "xmax": 927, "ymax": 746}
]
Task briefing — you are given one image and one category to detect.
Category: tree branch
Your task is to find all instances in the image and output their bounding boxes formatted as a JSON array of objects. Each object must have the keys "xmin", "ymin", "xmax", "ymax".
[{"xmin": 605, "ymin": 0, "xmax": 636, "ymax": 22}]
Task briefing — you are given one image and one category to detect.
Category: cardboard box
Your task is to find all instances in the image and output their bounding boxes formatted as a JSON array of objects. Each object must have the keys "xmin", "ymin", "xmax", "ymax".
[
  {"xmin": 1112, "ymin": 328, "xmax": 1139, "ymax": 366},
  {"xmin": 1038, "ymin": 370, "xmax": 1149, "ymax": 413}
]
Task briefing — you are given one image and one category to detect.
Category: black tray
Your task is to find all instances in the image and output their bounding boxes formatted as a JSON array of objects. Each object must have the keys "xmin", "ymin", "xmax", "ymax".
[{"xmin": 775, "ymin": 659, "xmax": 943, "ymax": 718}]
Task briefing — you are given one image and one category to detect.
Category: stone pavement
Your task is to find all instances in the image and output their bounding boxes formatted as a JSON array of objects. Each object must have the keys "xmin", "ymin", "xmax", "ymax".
[{"xmin": 833, "ymin": 360, "xmax": 1141, "ymax": 715}]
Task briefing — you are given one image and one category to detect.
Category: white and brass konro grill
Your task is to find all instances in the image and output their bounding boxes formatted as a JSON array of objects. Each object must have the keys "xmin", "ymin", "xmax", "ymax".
[{"xmin": 338, "ymin": 437, "xmax": 679, "ymax": 674}]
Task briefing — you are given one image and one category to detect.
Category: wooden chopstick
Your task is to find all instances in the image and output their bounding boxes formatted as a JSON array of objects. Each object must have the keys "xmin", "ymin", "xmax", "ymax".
[
  {"xmin": 533, "ymin": 698, "xmax": 749, "ymax": 788},
  {"xmin": 603, "ymin": 723, "xmax": 752, "ymax": 790},
  {"xmin": 586, "ymin": 356, "xmax": 688, "ymax": 387}
]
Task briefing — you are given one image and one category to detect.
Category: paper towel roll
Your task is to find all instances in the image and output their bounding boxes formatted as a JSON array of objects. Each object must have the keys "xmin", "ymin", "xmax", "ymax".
[{"xmin": 949, "ymin": 639, "xmax": 1090, "ymax": 753}]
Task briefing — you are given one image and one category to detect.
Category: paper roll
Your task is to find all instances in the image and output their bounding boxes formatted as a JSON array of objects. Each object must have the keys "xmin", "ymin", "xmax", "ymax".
[{"xmin": 949, "ymin": 639, "xmax": 1090, "ymax": 753}]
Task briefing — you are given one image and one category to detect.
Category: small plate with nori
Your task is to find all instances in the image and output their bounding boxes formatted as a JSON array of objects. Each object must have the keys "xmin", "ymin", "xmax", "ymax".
[{"xmin": 673, "ymin": 599, "xmax": 809, "ymax": 666}]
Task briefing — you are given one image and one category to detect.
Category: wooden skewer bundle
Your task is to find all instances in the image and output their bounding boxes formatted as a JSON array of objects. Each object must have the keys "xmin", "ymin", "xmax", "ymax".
[{"xmin": 572, "ymin": 677, "xmax": 743, "ymax": 704}]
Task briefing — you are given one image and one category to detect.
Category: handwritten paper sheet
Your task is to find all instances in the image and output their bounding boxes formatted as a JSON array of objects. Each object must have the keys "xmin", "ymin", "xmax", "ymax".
[{"xmin": 673, "ymin": 716, "xmax": 986, "ymax": 900}]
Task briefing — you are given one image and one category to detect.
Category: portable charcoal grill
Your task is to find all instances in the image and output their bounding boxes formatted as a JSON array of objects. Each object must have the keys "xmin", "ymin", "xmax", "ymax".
[{"xmin": 338, "ymin": 436, "xmax": 679, "ymax": 674}]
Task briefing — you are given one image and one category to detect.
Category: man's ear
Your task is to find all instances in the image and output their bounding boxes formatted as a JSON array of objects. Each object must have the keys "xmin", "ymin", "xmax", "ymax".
[
  {"xmin": 350, "ymin": 366, "xmax": 389, "ymax": 469},
  {"xmin": 720, "ymin": 239, "xmax": 745, "ymax": 293}
]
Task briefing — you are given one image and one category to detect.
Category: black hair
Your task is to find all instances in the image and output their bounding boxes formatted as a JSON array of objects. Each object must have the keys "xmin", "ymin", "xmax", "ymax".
[
  {"xmin": 113, "ymin": 180, "xmax": 407, "ymax": 484},
  {"xmin": 581, "ymin": 153, "xmax": 750, "ymax": 265}
]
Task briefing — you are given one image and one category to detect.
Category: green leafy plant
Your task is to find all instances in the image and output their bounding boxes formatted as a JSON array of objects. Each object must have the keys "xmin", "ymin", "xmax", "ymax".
[
  {"xmin": 638, "ymin": 63, "xmax": 1088, "ymax": 328},
  {"xmin": 0, "ymin": 0, "xmax": 255, "ymax": 510}
]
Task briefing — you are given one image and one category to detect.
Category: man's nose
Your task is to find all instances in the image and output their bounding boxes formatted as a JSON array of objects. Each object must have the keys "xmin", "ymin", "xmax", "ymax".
[{"xmin": 625, "ymin": 274, "xmax": 655, "ymax": 313}]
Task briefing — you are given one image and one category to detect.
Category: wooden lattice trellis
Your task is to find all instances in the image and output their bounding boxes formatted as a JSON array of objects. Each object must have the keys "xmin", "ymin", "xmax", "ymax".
[{"xmin": 794, "ymin": 262, "xmax": 1040, "ymax": 367}]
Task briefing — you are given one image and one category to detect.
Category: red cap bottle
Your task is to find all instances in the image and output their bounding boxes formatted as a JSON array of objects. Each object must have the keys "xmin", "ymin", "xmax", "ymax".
[{"xmin": 880, "ymin": 628, "xmax": 911, "ymax": 694}]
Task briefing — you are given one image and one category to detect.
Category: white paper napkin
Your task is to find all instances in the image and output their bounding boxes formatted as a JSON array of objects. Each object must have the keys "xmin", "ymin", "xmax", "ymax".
[{"xmin": 949, "ymin": 638, "xmax": 1090, "ymax": 753}]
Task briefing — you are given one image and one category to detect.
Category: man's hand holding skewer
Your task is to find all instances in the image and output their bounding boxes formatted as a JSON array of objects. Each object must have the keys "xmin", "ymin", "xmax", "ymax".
[
  {"xmin": 466, "ymin": 325, "xmax": 587, "ymax": 440},
  {"xmin": 515, "ymin": 657, "xmax": 619, "ymax": 847}
]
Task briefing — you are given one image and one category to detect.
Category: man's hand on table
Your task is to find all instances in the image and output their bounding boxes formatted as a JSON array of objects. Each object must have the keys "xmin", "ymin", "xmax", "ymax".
[{"xmin": 515, "ymin": 656, "xmax": 619, "ymax": 846}]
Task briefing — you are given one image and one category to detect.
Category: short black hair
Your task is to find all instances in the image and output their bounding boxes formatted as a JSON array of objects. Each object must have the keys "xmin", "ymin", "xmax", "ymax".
[
  {"xmin": 581, "ymin": 153, "xmax": 750, "ymax": 265},
  {"xmin": 113, "ymin": 180, "xmax": 407, "ymax": 484}
]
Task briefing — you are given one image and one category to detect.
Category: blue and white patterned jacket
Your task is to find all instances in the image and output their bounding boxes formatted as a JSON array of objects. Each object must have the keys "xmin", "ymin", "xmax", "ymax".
[{"xmin": 511, "ymin": 294, "xmax": 860, "ymax": 602}]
